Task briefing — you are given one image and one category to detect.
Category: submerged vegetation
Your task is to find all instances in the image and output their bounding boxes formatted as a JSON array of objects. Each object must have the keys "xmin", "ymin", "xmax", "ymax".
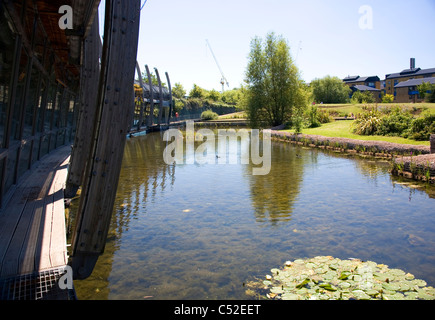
[{"xmin": 245, "ymin": 256, "xmax": 435, "ymax": 300}]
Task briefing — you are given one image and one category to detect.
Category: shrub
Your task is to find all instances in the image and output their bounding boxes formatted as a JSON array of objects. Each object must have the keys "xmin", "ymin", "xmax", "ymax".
[
  {"xmin": 317, "ymin": 109, "xmax": 332, "ymax": 124},
  {"xmin": 304, "ymin": 106, "xmax": 331, "ymax": 128},
  {"xmin": 352, "ymin": 110, "xmax": 382, "ymax": 135},
  {"xmin": 382, "ymin": 94, "xmax": 394, "ymax": 103},
  {"xmin": 409, "ymin": 112, "xmax": 435, "ymax": 141},
  {"xmin": 293, "ymin": 114, "xmax": 304, "ymax": 134},
  {"xmin": 377, "ymin": 107, "xmax": 413, "ymax": 137},
  {"xmin": 306, "ymin": 106, "xmax": 321, "ymax": 128},
  {"xmin": 200, "ymin": 110, "xmax": 219, "ymax": 120}
]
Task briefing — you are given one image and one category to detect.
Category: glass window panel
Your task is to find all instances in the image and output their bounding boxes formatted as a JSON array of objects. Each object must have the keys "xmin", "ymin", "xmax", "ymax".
[
  {"xmin": 39, "ymin": 135, "xmax": 49, "ymax": 158},
  {"xmin": 35, "ymin": 78, "xmax": 47, "ymax": 133},
  {"xmin": 22, "ymin": 64, "xmax": 40, "ymax": 138},
  {"xmin": 44, "ymin": 83, "xmax": 56, "ymax": 132},
  {"xmin": 17, "ymin": 141, "xmax": 31, "ymax": 179},
  {"xmin": 52, "ymin": 87, "xmax": 63, "ymax": 129},
  {"xmin": 4, "ymin": 147, "xmax": 18, "ymax": 193},
  {"xmin": 0, "ymin": 5, "xmax": 17, "ymax": 148},
  {"xmin": 10, "ymin": 48, "xmax": 28, "ymax": 141}
]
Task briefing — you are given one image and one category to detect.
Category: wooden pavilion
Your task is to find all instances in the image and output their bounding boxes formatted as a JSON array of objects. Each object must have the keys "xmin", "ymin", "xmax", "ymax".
[{"xmin": 0, "ymin": 0, "xmax": 144, "ymax": 299}]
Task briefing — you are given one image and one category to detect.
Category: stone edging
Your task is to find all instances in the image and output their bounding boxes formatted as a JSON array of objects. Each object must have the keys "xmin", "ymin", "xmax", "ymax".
[{"xmin": 270, "ymin": 130, "xmax": 434, "ymax": 183}]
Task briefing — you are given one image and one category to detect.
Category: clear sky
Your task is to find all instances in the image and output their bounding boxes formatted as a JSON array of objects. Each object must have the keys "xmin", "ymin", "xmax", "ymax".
[{"xmin": 99, "ymin": 0, "xmax": 435, "ymax": 92}]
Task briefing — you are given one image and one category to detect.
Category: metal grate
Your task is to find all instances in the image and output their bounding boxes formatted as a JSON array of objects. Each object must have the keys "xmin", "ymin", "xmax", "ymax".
[{"xmin": 0, "ymin": 267, "xmax": 76, "ymax": 300}]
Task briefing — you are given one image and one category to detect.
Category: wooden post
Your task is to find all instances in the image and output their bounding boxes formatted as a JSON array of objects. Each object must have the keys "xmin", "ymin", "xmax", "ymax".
[
  {"xmin": 65, "ymin": 14, "xmax": 101, "ymax": 198},
  {"xmin": 431, "ymin": 134, "xmax": 435, "ymax": 154},
  {"xmin": 155, "ymin": 68, "xmax": 164, "ymax": 126},
  {"xmin": 135, "ymin": 62, "xmax": 145, "ymax": 131},
  {"xmin": 165, "ymin": 72, "xmax": 173, "ymax": 125},
  {"xmin": 70, "ymin": 0, "xmax": 141, "ymax": 280},
  {"xmin": 145, "ymin": 64, "xmax": 154, "ymax": 127}
]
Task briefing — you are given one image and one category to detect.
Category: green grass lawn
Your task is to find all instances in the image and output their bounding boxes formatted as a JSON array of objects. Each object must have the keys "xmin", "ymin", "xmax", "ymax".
[
  {"xmin": 318, "ymin": 102, "xmax": 435, "ymax": 117},
  {"xmin": 283, "ymin": 120, "xmax": 430, "ymax": 146},
  {"xmin": 218, "ymin": 111, "xmax": 247, "ymax": 119}
]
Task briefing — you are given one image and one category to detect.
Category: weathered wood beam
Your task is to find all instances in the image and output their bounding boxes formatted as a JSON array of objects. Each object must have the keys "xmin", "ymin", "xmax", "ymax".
[
  {"xmin": 71, "ymin": 0, "xmax": 101, "ymax": 38},
  {"xmin": 155, "ymin": 68, "xmax": 164, "ymax": 125},
  {"xmin": 69, "ymin": 0, "xmax": 141, "ymax": 280},
  {"xmin": 165, "ymin": 72, "xmax": 173, "ymax": 125},
  {"xmin": 67, "ymin": 0, "xmax": 101, "ymax": 63},
  {"xmin": 145, "ymin": 64, "xmax": 154, "ymax": 127},
  {"xmin": 65, "ymin": 14, "xmax": 100, "ymax": 198}
]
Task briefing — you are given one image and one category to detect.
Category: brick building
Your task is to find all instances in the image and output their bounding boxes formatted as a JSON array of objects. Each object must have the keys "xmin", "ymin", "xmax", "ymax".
[
  {"xmin": 343, "ymin": 75, "xmax": 381, "ymax": 102},
  {"xmin": 394, "ymin": 77, "xmax": 435, "ymax": 103},
  {"xmin": 343, "ymin": 75, "xmax": 381, "ymax": 89},
  {"xmin": 385, "ymin": 58, "xmax": 435, "ymax": 100}
]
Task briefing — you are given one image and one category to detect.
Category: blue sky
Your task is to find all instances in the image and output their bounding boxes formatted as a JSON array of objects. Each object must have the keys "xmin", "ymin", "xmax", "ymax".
[{"xmin": 99, "ymin": 0, "xmax": 435, "ymax": 92}]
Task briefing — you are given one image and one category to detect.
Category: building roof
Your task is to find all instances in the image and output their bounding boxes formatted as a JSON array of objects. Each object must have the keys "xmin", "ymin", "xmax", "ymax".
[
  {"xmin": 343, "ymin": 75, "xmax": 380, "ymax": 83},
  {"xmin": 394, "ymin": 77, "xmax": 435, "ymax": 88},
  {"xmin": 386, "ymin": 68, "xmax": 435, "ymax": 80},
  {"xmin": 343, "ymin": 75, "xmax": 360, "ymax": 81},
  {"xmin": 352, "ymin": 85, "xmax": 380, "ymax": 92}
]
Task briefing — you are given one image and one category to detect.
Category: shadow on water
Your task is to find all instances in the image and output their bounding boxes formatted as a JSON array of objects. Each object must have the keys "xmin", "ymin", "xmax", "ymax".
[{"xmin": 71, "ymin": 131, "xmax": 435, "ymax": 300}]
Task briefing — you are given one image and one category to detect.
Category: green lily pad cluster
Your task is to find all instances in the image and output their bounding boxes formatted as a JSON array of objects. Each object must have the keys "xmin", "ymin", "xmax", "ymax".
[{"xmin": 245, "ymin": 256, "xmax": 435, "ymax": 300}]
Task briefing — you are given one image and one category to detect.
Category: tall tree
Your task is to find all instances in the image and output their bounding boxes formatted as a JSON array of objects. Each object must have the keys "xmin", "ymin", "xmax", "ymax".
[
  {"xmin": 310, "ymin": 75, "xmax": 351, "ymax": 104},
  {"xmin": 189, "ymin": 84, "xmax": 205, "ymax": 99},
  {"xmin": 172, "ymin": 82, "xmax": 186, "ymax": 99},
  {"xmin": 244, "ymin": 32, "xmax": 307, "ymax": 127}
]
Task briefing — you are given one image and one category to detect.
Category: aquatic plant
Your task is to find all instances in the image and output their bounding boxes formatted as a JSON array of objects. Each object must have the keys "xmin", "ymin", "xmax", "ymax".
[{"xmin": 245, "ymin": 256, "xmax": 435, "ymax": 300}]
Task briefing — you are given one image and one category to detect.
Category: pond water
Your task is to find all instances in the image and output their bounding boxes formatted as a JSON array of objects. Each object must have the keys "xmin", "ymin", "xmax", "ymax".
[{"xmin": 72, "ymin": 130, "xmax": 435, "ymax": 300}]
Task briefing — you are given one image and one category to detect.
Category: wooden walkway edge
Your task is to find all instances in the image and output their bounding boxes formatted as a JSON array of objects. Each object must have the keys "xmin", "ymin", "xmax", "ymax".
[{"xmin": 0, "ymin": 145, "xmax": 71, "ymax": 283}]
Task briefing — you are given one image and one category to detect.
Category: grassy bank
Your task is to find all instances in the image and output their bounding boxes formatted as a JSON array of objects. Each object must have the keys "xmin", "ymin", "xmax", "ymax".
[
  {"xmin": 283, "ymin": 120, "xmax": 430, "ymax": 146},
  {"xmin": 317, "ymin": 102, "xmax": 435, "ymax": 117}
]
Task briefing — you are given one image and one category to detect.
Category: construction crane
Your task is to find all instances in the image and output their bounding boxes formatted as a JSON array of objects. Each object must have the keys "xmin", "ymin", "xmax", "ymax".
[{"xmin": 206, "ymin": 39, "xmax": 229, "ymax": 92}]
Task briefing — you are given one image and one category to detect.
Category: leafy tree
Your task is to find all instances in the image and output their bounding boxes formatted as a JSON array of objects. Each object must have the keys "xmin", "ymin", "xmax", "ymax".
[
  {"xmin": 221, "ymin": 89, "xmax": 242, "ymax": 105},
  {"xmin": 172, "ymin": 82, "xmax": 186, "ymax": 99},
  {"xmin": 244, "ymin": 32, "xmax": 307, "ymax": 127},
  {"xmin": 207, "ymin": 89, "xmax": 221, "ymax": 102},
  {"xmin": 189, "ymin": 84, "xmax": 205, "ymax": 99},
  {"xmin": 427, "ymin": 84, "xmax": 435, "ymax": 103},
  {"xmin": 417, "ymin": 82, "xmax": 435, "ymax": 102},
  {"xmin": 417, "ymin": 81, "xmax": 431, "ymax": 100},
  {"xmin": 351, "ymin": 90, "xmax": 376, "ymax": 104},
  {"xmin": 310, "ymin": 76, "xmax": 351, "ymax": 104}
]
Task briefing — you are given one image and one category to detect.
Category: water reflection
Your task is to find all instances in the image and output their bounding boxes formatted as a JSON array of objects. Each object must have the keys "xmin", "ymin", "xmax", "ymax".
[
  {"xmin": 72, "ymin": 131, "xmax": 435, "ymax": 300},
  {"xmin": 247, "ymin": 141, "xmax": 305, "ymax": 225}
]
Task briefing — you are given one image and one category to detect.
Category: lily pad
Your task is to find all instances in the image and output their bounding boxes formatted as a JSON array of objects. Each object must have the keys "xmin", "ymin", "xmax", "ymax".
[
  {"xmin": 364, "ymin": 289, "xmax": 380, "ymax": 297},
  {"xmin": 352, "ymin": 290, "xmax": 371, "ymax": 300},
  {"xmin": 319, "ymin": 283, "xmax": 338, "ymax": 291},
  {"xmin": 245, "ymin": 256, "xmax": 435, "ymax": 300}
]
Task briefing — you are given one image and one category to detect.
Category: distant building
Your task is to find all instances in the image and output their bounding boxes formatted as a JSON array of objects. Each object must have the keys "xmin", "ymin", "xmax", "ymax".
[
  {"xmin": 342, "ymin": 58, "xmax": 435, "ymax": 103},
  {"xmin": 385, "ymin": 58, "xmax": 435, "ymax": 100},
  {"xmin": 394, "ymin": 77, "xmax": 435, "ymax": 103},
  {"xmin": 343, "ymin": 75, "xmax": 381, "ymax": 89},
  {"xmin": 343, "ymin": 75, "xmax": 381, "ymax": 102}
]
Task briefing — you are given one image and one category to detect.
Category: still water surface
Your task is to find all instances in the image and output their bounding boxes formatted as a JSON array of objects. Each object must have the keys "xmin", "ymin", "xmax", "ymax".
[{"xmin": 73, "ymin": 131, "xmax": 435, "ymax": 299}]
